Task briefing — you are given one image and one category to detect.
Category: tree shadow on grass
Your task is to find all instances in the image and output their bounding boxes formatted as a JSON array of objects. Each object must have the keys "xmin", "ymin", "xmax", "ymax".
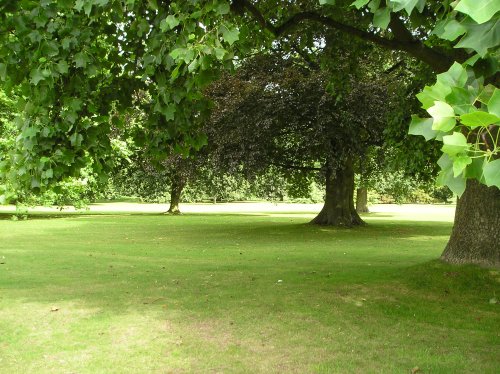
[
  {"xmin": 243, "ymin": 218, "xmax": 453, "ymax": 239},
  {"xmin": 0, "ymin": 210, "xmax": 456, "ymax": 315},
  {"xmin": 0, "ymin": 211, "xmax": 279, "ymax": 221}
]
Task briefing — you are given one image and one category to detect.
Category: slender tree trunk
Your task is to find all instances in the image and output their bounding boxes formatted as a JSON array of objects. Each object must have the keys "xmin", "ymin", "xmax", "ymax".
[
  {"xmin": 356, "ymin": 187, "xmax": 369, "ymax": 213},
  {"xmin": 311, "ymin": 157, "xmax": 365, "ymax": 226},
  {"xmin": 441, "ymin": 180, "xmax": 500, "ymax": 267},
  {"xmin": 167, "ymin": 177, "xmax": 185, "ymax": 214}
]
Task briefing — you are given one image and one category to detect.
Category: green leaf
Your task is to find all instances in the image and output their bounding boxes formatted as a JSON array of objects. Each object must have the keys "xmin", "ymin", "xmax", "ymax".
[
  {"xmin": 187, "ymin": 57, "xmax": 199, "ymax": 72},
  {"xmin": 390, "ymin": 0, "xmax": 421, "ymax": 15},
  {"xmin": 452, "ymin": 155, "xmax": 472, "ymax": 177},
  {"xmin": 30, "ymin": 68, "xmax": 47, "ymax": 85},
  {"xmin": 368, "ymin": 0, "xmax": 381, "ymax": 12},
  {"xmin": 83, "ymin": 1, "xmax": 93, "ymax": 16},
  {"xmin": 147, "ymin": 0, "xmax": 158, "ymax": 10},
  {"xmin": 170, "ymin": 48, "xmax": 194, "ymax": 63},
  {"xmin": 438, "ymin": 153, "xmax": 453, "ymax": 170},
  {"xmin": 214, "ymin": 47, "xmax": 227, "ymax": 60},
  {"xmin": 416, "ymin": 82, "xmax": 452, "ymax": 109},
  {"xmin": 446, "ymin": 87, "xmax": 475, "ymax": 115},
  {"xmin": 428, "ymin": 101, "xmax": 456, "ymax": 131},
  {"xmin": 483, "ymin": 159, "xmax": 500, "ymax": 188},
  {"xmin": 436, "ymin": 155, "xmax": 467, "ymax": 195},
  {"xmin": 31, "ymin": 177, "xmax": 41, "ymax": 189},
  {"xmin": 373, "ymin": 7, "xmax": 391, "ymax": 29},
  {"xmin": 95, "ymin": 0, "xmax": 109, "ymax": 7},
  {"xmin": 455, "ymin": 17, "xmax": 500, "ymax": 57},
  {"xmin": 460, "ymin": 111, "xmax": 500, "ymax": 127},
  {"xmin": 69, "ymin": 132, "xmax": 83, "ymax": 147},
  {"xmin": 436, "ymin": 19, "xmax": 467, "ymax": 41},
  {"xmin": 160, "ymin": 15, "xmax": 180, "ymax": 31},
  {"xmin": 438, "ymin": 169, "xmax": 466, "ymax": 196},
  {"xmin": 464, "ymin": 157, "xmax": 486, "ymax": 181},
  {"xmin": 58, "ymin": 0, "xmax": 75, "ymax": 9},
  {"xmin": 61, "ymin": 37, "xmax": 72, "ymax": 50},
  {"xmin": 74, "ymin": 52, "xmax": 90, "ymax": 68},
  {"xmin": 42, "ymin": 40, "xmax": 59, "ymax": 57},
  {"xmin": 67, "ymin": 98, "xmax": 83, "ymax": 112},
  {"xmin": 436, "ymin": 62, "xmax": 468, "ymax": 88},
  {"xmin": 43, "ymin": 168, "xmax": 53, "ymax": 179},
  {"xmin": 454, "ymin": 0, "xmax": 500, "ymax": 24},
  {"xmin": 74, "ymin": 0, "xmax": 84, "ymax": 11},
  {"xmin": 408, "ymin": 116, "xmax": 439, "ymax": 140},
  {"xmin": 477, "ymin": 84, "xmax": 495, "ymax": 104},
  {"xmin": 222, "ymin": 26, "xmax": 239, "ymax": 45},
  {"xmin": 23, "ymin": 127, "xmax": 39, "ymax": 138},
  {"xmin": 463, "ymin": 53, "xmax": 481, "ymax": 66},
  {"xmin": 319, "ymin": 0, "xmax": 336, "ymax": 5},
  {"xmin": 56, "ymin": 60, "xmax": 69, "ymax": 74},
  {"xmin": 162, "ymin": 103, "xmax": 176, "ymax": 121},
  {"xmin": 441, "ymin": 132, "xmax": 469, "ymax": 156},
  {"xmin": 487, "ymin": 88, "xmax": 500, "ymax": 117},
  {"xmin": 351, "ymin": 0, "xmax": 370, "ymax": 9},
  {"xmin": 0, "ymin": 63, "xmax": 6, "ymax": 80},
  {"xmin": 170, "ymin": 64, "xmax": 181, "ymax": 80},
  {"xmin": 216, "ymin": 2, "xmax": 231, "ymax": 14}
]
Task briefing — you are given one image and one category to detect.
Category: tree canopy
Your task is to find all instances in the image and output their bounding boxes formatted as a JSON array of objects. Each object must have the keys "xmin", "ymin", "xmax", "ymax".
[
  {"xmin": 0, "ymin": 0, "xmax": 498, "ymax": 264},
  {"xmin": 0, "ymin": 0, "xmax": 498, "ymax": 199}
]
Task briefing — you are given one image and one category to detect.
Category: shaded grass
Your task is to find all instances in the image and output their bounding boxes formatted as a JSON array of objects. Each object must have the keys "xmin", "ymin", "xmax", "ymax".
[{"xmin": 0, "ymin": 210, "xmax": 498, "ymax": 373}]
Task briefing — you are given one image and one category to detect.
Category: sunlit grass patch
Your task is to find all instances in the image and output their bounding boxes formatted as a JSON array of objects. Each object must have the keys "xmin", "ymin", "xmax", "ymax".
[{"xmin": 0, "ymin": 207, "xmax": 498, "ymax": 373}]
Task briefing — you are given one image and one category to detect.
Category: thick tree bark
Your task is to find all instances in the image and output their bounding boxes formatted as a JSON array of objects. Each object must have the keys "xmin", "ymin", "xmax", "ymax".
[
  {"xmin": 356, "ymin": 187, "xmax": 369, "ymax": 213},
  {"xmin": 167, "ymin": 177, "xmax": 185, "ymax": 214},
  {"xmin": 441, "ymin": 180, "xmax": 500, "ymax": 267},
  {"xmin": 311, "ymin": 157, "xmax": 365, "ymax": 226}
]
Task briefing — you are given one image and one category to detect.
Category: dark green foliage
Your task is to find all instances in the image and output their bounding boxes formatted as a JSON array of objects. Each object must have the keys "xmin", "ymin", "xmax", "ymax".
[{"xmin": 205, "ymin": 51, "xmax": 391, "ymax": 187}]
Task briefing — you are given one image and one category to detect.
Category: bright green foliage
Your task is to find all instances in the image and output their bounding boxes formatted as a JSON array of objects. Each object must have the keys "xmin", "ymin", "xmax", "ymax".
[
  {"xmin": 483, "ymin": 158, "xmax": 500, "ymax": 186},
  {"xmin": 348, "ymin": 0, "xmax": 500, "ymax": 194},
  {"xmin": 410, "ymin": 62, "xmax": 499, "ymax": 192},
  {"xmin": 408, "ymin": 116, "xmax": 438, "ymax": 141},
  {"xmin": 1, "ymin": 0, "xmax": 499, "ymax": 202},
  {"xmin": 454, "ymin": 0, "xmax": 500, "ymax": 24},
  {"xmin": 0, "ymin": 0, "xmax": 239, "ymax": 201}
]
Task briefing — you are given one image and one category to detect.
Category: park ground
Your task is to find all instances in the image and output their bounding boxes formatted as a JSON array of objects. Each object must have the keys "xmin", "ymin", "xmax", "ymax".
[{"xmin": 0, "ymin": 203, "xmax": 498, "ymax": 373}]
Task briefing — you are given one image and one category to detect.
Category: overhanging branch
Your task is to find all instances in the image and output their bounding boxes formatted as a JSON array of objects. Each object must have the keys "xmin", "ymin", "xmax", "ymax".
[{"xmin": 233, "ymin": 0, "xmax": 455, "ymax": 72}]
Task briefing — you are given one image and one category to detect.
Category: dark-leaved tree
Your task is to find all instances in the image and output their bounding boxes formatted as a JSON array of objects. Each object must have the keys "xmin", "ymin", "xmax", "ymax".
[{"xmin": 206, "ymin": 52, "xmax": 391, "ymax": 226}]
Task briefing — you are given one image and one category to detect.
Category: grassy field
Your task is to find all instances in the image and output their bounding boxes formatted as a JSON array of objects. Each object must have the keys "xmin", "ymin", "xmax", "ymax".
[{"xmin": 0, "ymin": 206, "xmax": 498, "ymax": 373}]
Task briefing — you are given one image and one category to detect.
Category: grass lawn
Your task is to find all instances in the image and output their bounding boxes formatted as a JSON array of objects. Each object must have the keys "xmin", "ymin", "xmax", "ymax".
[{"xmin": 0, "ymin": 206, "xmax": 498, "ymax": 373}]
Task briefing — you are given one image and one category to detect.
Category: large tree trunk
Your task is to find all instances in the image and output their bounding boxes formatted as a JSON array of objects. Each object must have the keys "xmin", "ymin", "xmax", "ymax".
[
  {"xmin": 356, "ymin": 187, "xmax": 369, "ymax": 213},
  {"xmin": 441, "ymin": 180, "xmax": 500, "ymax": 267},
  {"xmin": 167, "ymin": 177, "xmax": 185, "ymax": 214},
  {"xmin": 311, "ymin": 157, "xmax": 365, "ymax": 226}
]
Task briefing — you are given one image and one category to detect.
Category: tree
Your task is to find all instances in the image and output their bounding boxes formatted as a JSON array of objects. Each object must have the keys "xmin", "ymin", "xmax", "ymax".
[
  {"xmin": 0, "ymin": 88, "xmax": 18, "ymax": 203},
  {"xmin": 111, "ymin": 153, "xmax": 195, "ymax": 213},
  {"xmin": 0, "ymin": 0, "xmax": 498, "ymax": 264},
  {"xmin": 226, "ymin": 0, "xmax": 500, "ymax": 264},
  {"xmin": 206, "ymin": 52, "xmax": 391, "ymax": 226}
]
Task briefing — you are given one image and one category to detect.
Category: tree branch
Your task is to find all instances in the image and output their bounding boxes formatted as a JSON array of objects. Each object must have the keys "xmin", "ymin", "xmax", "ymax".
[
  {"xmin": 233, "ymin": 0, "xmax": 455, "ymax": 72},
  {"xmin": 290, "ymin": 42, "xmax": 321, "ymax": 71},
  {"xmin": 383, "ymin": 60, "xmax": 404, "ymax": 74}
]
